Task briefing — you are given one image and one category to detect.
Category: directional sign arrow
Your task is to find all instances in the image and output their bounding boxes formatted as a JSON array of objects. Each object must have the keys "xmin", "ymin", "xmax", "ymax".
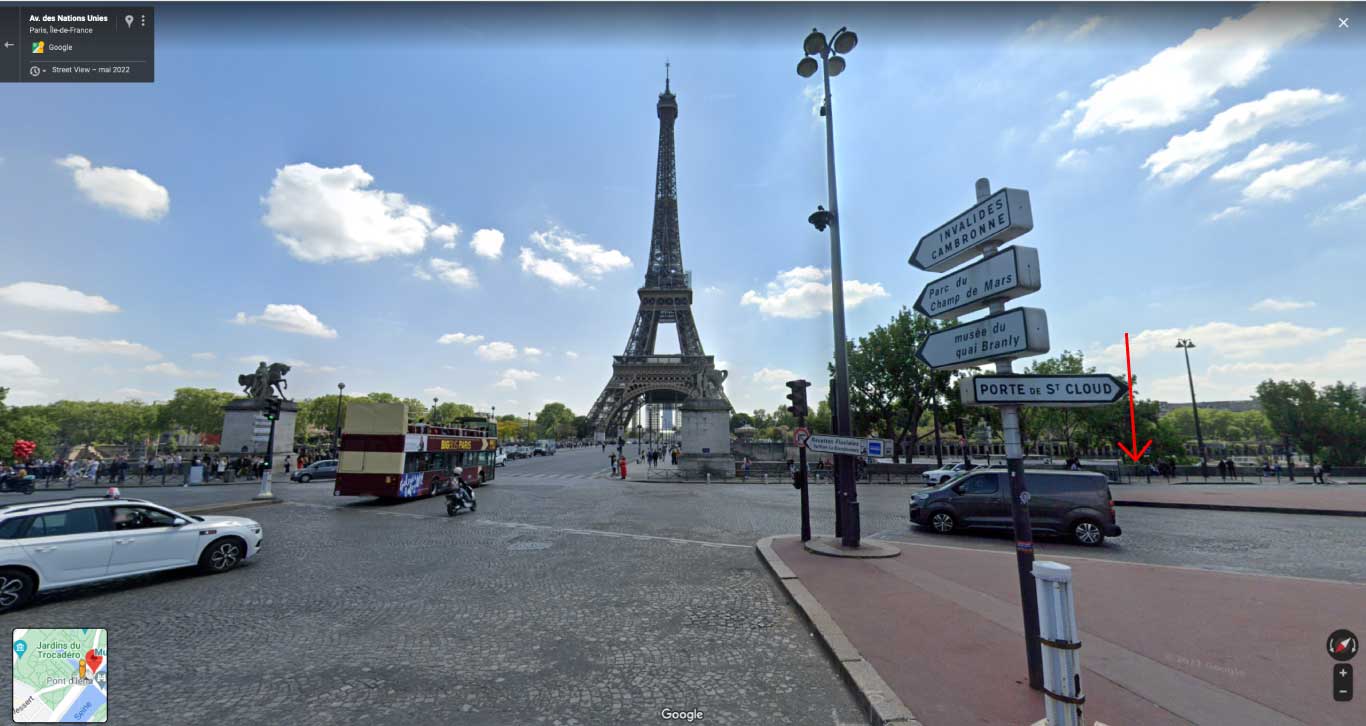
[
  {"xmin": 914, "ymin": 246, "xmax": 1041, "ymax": 321},
  {"xmin": 917, "ymin": 307, "xmax": 1050, "ymax": 371},
  {"xmin": 960, "ymin": 374, "xmax": 1128, "ymax": 407},
  {"xmin": 909, "ymin": 188, "xmax": 1033, "ymax": 272}
]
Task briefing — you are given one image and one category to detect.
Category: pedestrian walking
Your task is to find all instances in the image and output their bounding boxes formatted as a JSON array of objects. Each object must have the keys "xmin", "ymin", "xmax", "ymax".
[
  {"xmin": 1227, "ymin": 458, "xmax": 1237, "ymax": 481},
  {"xmin": 619, "ymin": 456, "xmax": 628, "ymax": 480},
  {"xmin": 1312, "ymin": 462, "xmax": 1323, "ymax": 484},
  {"xmin": 89, "ymin": 459, "xmax": 101, "ymax": 484},
  {"xmin": 609, "ymin": 452, "xmax": 617, "ymax": 477},
  {"xmin": 1217, "ymin": 458, "xmax": 1227, "ymax": 480},
  {"xmin": 284, "ymin": 455, "xmax": 292, "ymax": 475},
  {"xmin": 742, "ymin": 457, "xmax": 751, "ymax": 481}
]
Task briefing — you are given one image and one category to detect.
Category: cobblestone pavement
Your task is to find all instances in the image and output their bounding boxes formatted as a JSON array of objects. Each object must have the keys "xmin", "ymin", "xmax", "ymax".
[{"xmin": 3, "ymin": 448, "xmax": 1361, "ymax": 724}]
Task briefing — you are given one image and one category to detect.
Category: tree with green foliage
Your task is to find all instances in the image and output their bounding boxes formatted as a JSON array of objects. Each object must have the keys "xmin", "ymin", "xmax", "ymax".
[
  {"xmin": 1256, "ymin": 379, "xmax": 1333, "ymax": 465},
  {"xmin": 160, "ymin": 388, "xmax": 236, "ymax": 436},
  {"xmin": 431, "ymin": 402, "xmax": 476, "ymax": 425},
  {"xmin": 1319, "ymin": 382, "xmax": 1366, "ymax": 466},
  {"xmin": 536, "ymin": 402, "xmax": 577, "ymax": 440}
]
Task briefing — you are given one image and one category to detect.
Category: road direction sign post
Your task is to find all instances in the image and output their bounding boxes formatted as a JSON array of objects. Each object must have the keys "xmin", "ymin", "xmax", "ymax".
[
  {"xmin": 961, "ymin": 374, "xmax": 1128, "ymax": 407},
  {"xmin": 909, "ymin": 187, "xmax": 1033, "ymax": 272},
  {"xmin": 916, "ymin": 307, "xmax": 1050, "ymax": 371},
  {"xmin": 806, "ymin": 434, "xmax": 882, "ymax": 457},
  {"xmin": 914, "ymin": 246, "xmax": 1041, "ymax": 320}
]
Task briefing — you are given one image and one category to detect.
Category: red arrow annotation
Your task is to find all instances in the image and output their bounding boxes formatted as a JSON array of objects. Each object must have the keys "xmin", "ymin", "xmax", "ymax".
[{"xmin": 1116, "ymin": 332, "xmax": 1153, "ymax": 463}]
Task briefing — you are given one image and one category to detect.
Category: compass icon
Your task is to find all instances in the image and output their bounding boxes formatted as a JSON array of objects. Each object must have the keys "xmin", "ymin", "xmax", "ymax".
[{"xmin": 1327, "ymin": 629, "xmax": 1358, "ymax": 662}]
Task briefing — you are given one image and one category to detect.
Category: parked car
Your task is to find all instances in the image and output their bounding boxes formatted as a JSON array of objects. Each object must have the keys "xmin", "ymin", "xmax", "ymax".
[
  {"xmin": 291, "ymin": 459, "xmax": 338, "ymax": 482},
  {"xmin": 909, "ymin": 468, "xmax": 1121, "ymax": 546},
  {"xmin": 495, "ymin": 448, "xmax": 508, "ymax": 467},
  {"xmin": 0, "ymin": 493, "xmax": 264, "ymax": 612},
  {"xmin": 921, "ymin": 462, "xmax": 976, "ymax": 486}
]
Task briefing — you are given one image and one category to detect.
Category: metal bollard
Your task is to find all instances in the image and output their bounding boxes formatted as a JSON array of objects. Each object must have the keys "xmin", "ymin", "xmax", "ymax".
[
  {"xmin": 1033, "ymin": 561, "xmax": 1084, "ymax": 726},
  {"xmin": 764, "ymin": 473, "xmax": 769, "ymax": 485},
  {"xmin": 706, "ymin": 473, "xmax": 711, "ymax": 485}
]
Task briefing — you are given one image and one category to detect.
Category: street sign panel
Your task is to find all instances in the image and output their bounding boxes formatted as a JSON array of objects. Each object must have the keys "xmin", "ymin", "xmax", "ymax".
[
  {"xmin": 961, "ymin": 374, "xmax": 1128, "ymax": 408},
  {"xmin": 916, "ymin": 307, "xmax": 1050, "ymax": 371},
  {"xmin": 866, "ymin": 440, "xmax": 884, "ymax": 457},
  {"xmin": 806, "ymin": 434, "xmax": 883, "ymax": 456},
  {"xmin": 793, "ymin": 427, "xmax": 811, "ymax": 448},
  {"xmin": 914, "ymin": 246, "xmax": 1041, "ymax": 320},
  {"xmin": 910, "ymin": 188, "xmax": 1033, "ymax": 272}
]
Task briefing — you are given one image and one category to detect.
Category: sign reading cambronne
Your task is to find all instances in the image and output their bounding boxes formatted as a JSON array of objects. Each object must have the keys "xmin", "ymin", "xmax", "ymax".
[
  {"xmin": 916, "ymin": 307, "xmax": 1050, "ymax": 371},
  {"xmin": 909, "ymin": 188, "xmax": 1033, "ymax": 272},
  {"xmin": 914, "ymin": 246, "xmax": 1041, "ymax": 320},
  {"xmin": 961, "ymin": 374, "xmax": 1127, "ymax": 407}
]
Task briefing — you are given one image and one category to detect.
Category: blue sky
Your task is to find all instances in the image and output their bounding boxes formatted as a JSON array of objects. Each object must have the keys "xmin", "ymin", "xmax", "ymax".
[{"xmin": 2, "ymin": 2, "xmax": 1363, "ymax": 417}]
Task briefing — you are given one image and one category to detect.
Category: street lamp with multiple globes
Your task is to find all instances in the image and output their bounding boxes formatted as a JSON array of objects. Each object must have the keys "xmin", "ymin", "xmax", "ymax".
[
  {"xmin": 798, "ymin": 26, "xmax": 861, "ymax": 548},
  {"xmin": 332, "ymin": 382, "xmax": 346, "ymax": 458},
  {"xmin": 1175, "ymin": 339, "xmax": 1209, "ymax": 480}
]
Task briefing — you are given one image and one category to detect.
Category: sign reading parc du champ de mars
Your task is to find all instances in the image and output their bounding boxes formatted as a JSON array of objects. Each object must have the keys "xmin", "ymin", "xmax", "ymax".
[
  {"xmin": 909, "ymin": 188, "xmax": 1033, "ymax": 273},
  {"xmin": 913, "ymin": 246, "xmax": 1041, "ymax": 320}
]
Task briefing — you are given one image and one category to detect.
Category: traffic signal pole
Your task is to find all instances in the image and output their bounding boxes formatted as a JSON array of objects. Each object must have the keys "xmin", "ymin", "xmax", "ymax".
[
  {"xmin": 254, "ymin": 400, "xmax": 280, "ymax": 501},
  {"xmin": 787, "ymin": 380, "xmax": 813, "ymax": 542}
]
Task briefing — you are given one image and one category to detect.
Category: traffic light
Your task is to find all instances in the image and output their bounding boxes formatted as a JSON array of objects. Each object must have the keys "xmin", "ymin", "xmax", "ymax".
[
  {"xmin": 265, "ymin": 398, "xmax": 282, "ymax": 421},
  {"xmin": 785, "ymin": 379, "xmax": 810, "ymax": 419}
]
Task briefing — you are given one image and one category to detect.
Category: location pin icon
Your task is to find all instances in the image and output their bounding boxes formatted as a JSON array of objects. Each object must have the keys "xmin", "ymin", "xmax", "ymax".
[
  {"xmin": 125, "ymin": 15, "xmax": 134, "ymax": 28},
  {"xmin": 13, "ymin": 640, "xmax": 26, "ymax": 659}
]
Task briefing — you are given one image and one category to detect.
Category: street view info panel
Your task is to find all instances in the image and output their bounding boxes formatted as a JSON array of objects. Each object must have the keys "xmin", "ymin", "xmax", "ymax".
[{"xmin": 0, "ymin": 1, "xmax": 1363, "ymax": 725}]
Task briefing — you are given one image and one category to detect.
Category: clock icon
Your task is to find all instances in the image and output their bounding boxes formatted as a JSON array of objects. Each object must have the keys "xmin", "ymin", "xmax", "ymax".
[{"xmin": 1327, "ymin": 629, "xmax": 1358, "ymax": 662}]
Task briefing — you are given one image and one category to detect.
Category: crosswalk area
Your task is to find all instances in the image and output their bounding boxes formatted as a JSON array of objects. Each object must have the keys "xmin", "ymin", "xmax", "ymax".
[{"xmin": 498, "ymin": 472, "xmax": 609, "ymax": 481}]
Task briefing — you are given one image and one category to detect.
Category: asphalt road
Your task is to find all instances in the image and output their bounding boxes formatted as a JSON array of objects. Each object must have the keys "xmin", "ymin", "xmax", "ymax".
[{"xmin": 3, "ymin": 446, "xmax": 1362, "ymax": 725}]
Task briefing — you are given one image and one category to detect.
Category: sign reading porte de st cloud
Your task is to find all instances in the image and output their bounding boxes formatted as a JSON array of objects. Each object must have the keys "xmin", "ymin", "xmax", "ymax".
[
  {"xmin": 909, "ymin": 188, "xmax": 1033, "ymax": 273},
  {"xmin": 916, "ymin": 307, "xmax": 1050, "ymax": 371},
  {"xmin": 961, "ymin": 374, "xmax": 1127, "ymax": 407}
]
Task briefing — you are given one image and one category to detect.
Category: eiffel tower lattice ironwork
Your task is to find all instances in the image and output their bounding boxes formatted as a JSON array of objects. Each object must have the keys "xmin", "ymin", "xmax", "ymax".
[{"xmin": 587, "ymin": 72, "xmax": 730, "ymax": 437}]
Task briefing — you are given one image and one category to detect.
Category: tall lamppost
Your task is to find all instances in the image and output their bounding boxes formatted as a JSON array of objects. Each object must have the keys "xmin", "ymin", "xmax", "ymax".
[
  {"xmin": 431, "ymin": 397, "xmax": 439, "ymax": 426},
  {"xmin": 799, "ymin": 26, "xmax": 861, "ymax": 547},
  {"xmin": 333, "ymin": 382, "xmax": 346, "ymax": 458},
  {"xmin": 1176, "ymin": 340, "xmax": 1208, "ymax": 480}
]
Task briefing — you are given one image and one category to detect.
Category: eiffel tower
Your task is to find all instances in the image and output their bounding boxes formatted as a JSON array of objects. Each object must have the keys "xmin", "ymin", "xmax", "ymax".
[{"xmin": 587, "ymin": 69, "xmax": 730, "ymax": 439}]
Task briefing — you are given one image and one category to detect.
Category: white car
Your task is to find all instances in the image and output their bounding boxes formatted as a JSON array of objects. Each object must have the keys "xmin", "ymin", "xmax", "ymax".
[
  {"xmin": 0, "ymin": 493, "xmax": 263, "ymax": 613},
  {"xmin": 495, "ymin": 448, "xmax": 508, "ymax": 467},
  {"xmin": 922, "ymin": 462, "xmax": 976, "ymax": 486}
]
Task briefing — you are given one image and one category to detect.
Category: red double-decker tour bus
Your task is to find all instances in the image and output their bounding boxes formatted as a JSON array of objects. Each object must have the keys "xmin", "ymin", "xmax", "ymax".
[{"xmin": 334, "ymin": 402, "xmax": 497, "ymax": 499}]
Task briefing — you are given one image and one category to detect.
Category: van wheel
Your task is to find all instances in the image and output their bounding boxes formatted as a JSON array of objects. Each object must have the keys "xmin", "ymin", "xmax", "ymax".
[
  {"xmin": 199, "ymin": 538, "xmax": 245, "ymax": 573},
  {"xmin": 1071, "ymin": 519, "xmax": 1105, "ymax": 546},
  {"xmin": 0, "ymin": 570, "xmax": 35, "ymax": 613},
  {"xmin": 929, "ymin": 511, "xmax": 956, "ymax": 534}
]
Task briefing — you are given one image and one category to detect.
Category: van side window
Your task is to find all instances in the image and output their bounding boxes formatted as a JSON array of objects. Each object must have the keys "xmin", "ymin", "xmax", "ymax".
[{"xmin": 963, "ymin": 475, "xmax": 998, "ymax": 495}]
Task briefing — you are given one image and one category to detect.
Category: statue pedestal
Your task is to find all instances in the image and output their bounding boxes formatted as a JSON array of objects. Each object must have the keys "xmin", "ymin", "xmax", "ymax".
[
  {"xmin": 679, "ymin": 398, "xmax": 734, "ymax": 480},
  {"xmin": 221, "ymin": 399, "xmax": 299, "ymax": 474}
]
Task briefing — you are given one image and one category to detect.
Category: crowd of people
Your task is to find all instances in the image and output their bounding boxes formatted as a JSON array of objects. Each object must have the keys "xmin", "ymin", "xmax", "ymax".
[{"xmin": 0, "ymin": 452, "xmax": 302, "ymax": 488}]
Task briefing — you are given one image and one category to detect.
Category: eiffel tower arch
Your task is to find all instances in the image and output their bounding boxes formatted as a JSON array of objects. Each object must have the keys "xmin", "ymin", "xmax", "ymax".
[{"xmin": 586, "ymin": 71, "xmax": 732, "ymax": 456}]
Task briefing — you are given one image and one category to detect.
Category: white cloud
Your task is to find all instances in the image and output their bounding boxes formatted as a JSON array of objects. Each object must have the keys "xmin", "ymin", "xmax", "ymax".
[
  {"xmin": 428, "ymin": 258, "xmax": 478, "ymax": 288},
  {"xmin": 1066, "ymin": 16, "xmax": 1104, "ymax": 41},
  {"xmin": 1091, "ymin": 321, "xmax": 1344, "ymax": 369},
  {"xmin": 1242, "ymin": 157, "xmax": 1358, "ymax": 201},
  {"xmin": 1208, "ymin": 206, "xmax": 1244, "ymax": 222},
  {"xmin": 565, "ymin": 351, "xmax": 579, "ymax": 359},
  {"xmin": 476, "ymin": 341, "xmax": 518, "ymax": 361},
  {"xmin": 0, "ymin": 354, "xmax": 42, "ymax": 377},
  {"xmin": 752, "ymin": 367, "xmax": 799, "ymax": 388},
  {"xmin": 437, "ymin": 332, "xmax": 484, "ymax": 345},
  {"xmin": 0, "ymin": 282, "xmax": 120, "ymax": 313},
  {"xmin": 1142, "ymin": 89, "xmax": 1343, "ymax": 184},
  {"xmin": 0, "ymin": 330, "xmax": 160, "ymax": 360},
  {"xmin": 261, "ymin": 162, "xmax": 450, "ymax": 263},
  {"xmin": 431, "ymin": 224, "xmax": 460, "ymax": 244},
  {"xmin": 701, "ymin": 285, "xmax": 723, "ymax": 295},
  {"xmin": 232, "ymin": 304, "xmax": 338, "ymax": 339},
  {"xmin": 470, "ymin": 228, "xmax": 505, "ymax": 260},
  {"xmin": 144, "ymin": 362, "xmax": 206, "ymax": 378},
  {"xmin": 424, "ymin": 386, "xmax": 459, "ymax": 399},
  {"xmin": 1147, "ymin": 338, "xmax": 1366, "ymax": 401},
  {"xmin": 494, "ymin": 368, "xmax": 540, "ymax": 389},
  {"xmin": 1055, "ymin": 149, "xmax": 1090, "ymax": 169},
  {"xmin": 1211, "ymin": 141, "xmax": 1315, "ymax": 181},
  {"xmin": 1250, "ymin": 297, "xmax": 1315, "ymax": 312},
  {"xmin": 191, "ymin": 352, "xmax": 216, "ymax": 360},
  {"xmin": 527, "ymin": 226, "xmax": 632, "ymax": 282},
  {"xmin": 1330, "ymin": 192, "xmax": 1366, "ymax": 214},
  {"xmin": 519, "ymin": 248, "xmax": 584, "ymax": 287},
  {"xmin": 1063, "ymin": 4, "xmax": 1331, "ymax": 138},
  {"xmin": 802, "ymin": 84, "xmax": 824, "ymax": 117},
  {"xmin": 56, "ymin": 154, "xmax": 170, "ymax": 220},
  {"xmin": 522, "ymin": 347, "xmax": 543, "ymax": 357},
  {"xmin": 112, "ymin": 387, "xmax": 162, "ymax": 402},
  {"xmin": 740, "ymin": 266, "xmax": 888, "ymax": 319}
]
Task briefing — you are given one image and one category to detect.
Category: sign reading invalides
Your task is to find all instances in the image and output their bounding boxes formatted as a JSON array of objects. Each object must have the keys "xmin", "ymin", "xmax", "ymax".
[{"xmin": 909, "ymin": 188, "xmax": 1033, "ymax": 272}]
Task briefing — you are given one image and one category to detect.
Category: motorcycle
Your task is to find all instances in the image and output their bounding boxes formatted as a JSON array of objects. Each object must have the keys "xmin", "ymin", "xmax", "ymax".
[
  {"xmin": 0, "ymin": 473, "xmax": 37, "ymax": 495},
  {"xmin": 445, "ymin": 469, "xmax": 477, "ymax": 516}
]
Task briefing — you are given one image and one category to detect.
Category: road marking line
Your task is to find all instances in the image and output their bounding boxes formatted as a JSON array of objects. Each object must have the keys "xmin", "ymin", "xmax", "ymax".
[
  {"xmin": 475, "ymin": 519, "xmax": 750, "ymax": 549},
  {"xmin": 878, "ymin": 536, "xmax": 1366, "ymax": 587}
]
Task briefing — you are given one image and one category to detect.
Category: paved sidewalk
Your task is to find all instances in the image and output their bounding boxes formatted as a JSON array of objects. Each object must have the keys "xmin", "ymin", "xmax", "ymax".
[
  {"xmin": 760, "ymin": 535, "xmax": 1365, "ymax": 726},
  {"xmin": 1115, "ymin": 483, "xmax": 1366, "ymax": 516}
]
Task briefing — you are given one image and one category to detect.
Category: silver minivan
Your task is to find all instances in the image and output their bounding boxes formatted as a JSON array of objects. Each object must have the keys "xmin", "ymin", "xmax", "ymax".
[{"xmin": 909, "ymin": 468, "xmax": 1122, "ymax": 545}]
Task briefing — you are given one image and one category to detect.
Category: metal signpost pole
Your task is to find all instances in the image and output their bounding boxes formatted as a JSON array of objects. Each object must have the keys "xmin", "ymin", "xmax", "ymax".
[
  {"xmin": 256, "ymin": 414, "xmax": 276, "ymax": 500},
  {"xmin": 973, "ymin": 178, "xmax": 1043, "ymax": 691}
]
